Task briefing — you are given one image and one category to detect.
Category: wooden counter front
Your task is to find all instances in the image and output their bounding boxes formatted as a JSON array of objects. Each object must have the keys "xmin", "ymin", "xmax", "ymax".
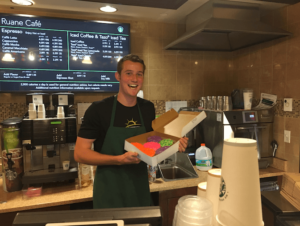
[{"xmin": 0, "ymin": 166, "xmax": 284, "ymax": 214}]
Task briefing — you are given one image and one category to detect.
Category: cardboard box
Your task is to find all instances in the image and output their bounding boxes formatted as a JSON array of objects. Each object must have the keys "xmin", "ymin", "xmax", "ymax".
[{"xmin": 124, "ymin": 109, "xmax": 207, "ymax": 166}]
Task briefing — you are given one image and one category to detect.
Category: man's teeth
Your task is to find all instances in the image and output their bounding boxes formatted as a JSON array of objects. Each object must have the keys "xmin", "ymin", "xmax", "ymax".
[{"xmin": 128, "ymin": 84, "xmax": 138, "ymax": 88}]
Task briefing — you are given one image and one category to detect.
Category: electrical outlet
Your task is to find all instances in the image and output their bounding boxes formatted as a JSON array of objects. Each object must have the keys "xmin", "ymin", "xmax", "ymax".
[
  {"xmin": 284, "ymin": 98, "xmax": 293, "ymax": 111},
  {"xmin": 284, "ymin": 130, "xmax": 291, "ymax": 143}
]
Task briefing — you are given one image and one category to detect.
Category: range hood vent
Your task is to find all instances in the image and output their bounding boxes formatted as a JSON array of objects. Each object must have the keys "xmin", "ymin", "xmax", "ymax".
[{"xmin": 165, "ymin": 0, "xmax": 292, "ymax": 52}]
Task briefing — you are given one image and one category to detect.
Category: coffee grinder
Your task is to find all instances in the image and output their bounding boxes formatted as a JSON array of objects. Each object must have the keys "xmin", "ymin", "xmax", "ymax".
[{"xmin": 22, "ymin": 93, "xmax": 77, "ymax": 185}]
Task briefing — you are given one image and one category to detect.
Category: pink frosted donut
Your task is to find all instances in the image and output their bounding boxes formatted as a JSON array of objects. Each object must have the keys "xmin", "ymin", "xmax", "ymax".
[{"xmin": 144, "ymin": 142, "xmax": 161, "ymax": 151}]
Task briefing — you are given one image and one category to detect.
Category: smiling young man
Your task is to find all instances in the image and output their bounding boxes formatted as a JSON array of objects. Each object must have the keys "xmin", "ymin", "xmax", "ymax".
[{"xmin": 74, "ymin": 54, "xmax": 188, "ymax": 209}]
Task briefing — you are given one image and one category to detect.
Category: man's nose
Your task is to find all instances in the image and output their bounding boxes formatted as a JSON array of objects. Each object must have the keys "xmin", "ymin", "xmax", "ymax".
[{"xmin": 132, "ymin": 74, "xmax": 138, "ymax": 81}]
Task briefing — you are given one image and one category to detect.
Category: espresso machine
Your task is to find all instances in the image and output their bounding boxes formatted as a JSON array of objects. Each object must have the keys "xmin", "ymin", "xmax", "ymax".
[
  {"xmin": 180, "ymin": 108, "xmax": 275, "ymax": 169},
  {"xmin": 21, "ymin": 93, "xmax": 77, "ymax": 184}
]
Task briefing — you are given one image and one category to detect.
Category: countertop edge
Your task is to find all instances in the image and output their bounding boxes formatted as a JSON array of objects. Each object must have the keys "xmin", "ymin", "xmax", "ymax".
[{"xmin": 0, "ymin": 166, "xmax": 285, "ymax": 214}]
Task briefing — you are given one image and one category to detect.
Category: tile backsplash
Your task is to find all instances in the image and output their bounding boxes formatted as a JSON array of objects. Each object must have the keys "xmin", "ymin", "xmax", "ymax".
[
  {"xmin": 0, "ymin": 103, "xmax": 27, "ymax": 122},
  {"xmin": 0, "ymin": 99, "xmax": 199, "ymax": 122}
]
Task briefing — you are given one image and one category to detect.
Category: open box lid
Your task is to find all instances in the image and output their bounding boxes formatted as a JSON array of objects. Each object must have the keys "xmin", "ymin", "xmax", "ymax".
[{"xmin": 152, "ymin": 109, "xmax": 207, "ymax": 137}]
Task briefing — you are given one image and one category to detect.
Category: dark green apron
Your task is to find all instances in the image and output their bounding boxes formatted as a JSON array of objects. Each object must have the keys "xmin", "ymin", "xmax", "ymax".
[{"xmin": 93, "ymin": 96, "xmax": 151, "ymax": 209}]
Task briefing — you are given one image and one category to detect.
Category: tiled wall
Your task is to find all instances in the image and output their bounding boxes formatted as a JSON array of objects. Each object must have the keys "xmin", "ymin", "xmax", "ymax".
[
  {"xmin": 227, "ymin": 3, "xmax": 300, "ymax": 173},
  {"xmin": 1, "ymin": 3, "xmax": 300, "ymax": 172}
]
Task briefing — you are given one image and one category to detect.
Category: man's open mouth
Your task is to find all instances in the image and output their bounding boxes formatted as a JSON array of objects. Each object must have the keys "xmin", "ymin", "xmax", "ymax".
[{"xmin": 128, "ymin": 84, "xmax": 138, "ymax": 89}]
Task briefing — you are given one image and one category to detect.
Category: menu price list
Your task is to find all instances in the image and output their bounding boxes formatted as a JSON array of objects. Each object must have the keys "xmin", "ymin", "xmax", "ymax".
[
  {"xmin": 0, "ymin": 28, "xmax": 68, "ymax": 69},
  {"xmin": 1, "ymin": 28, "xmax": 129, "ymax": 71},
  {"xmin": 68, "ymin": 32, "xmax": 129, "ymax": 71},
  {"xmin": 0, "ymin": 70, "xmax": 119, "ymax": 92}
]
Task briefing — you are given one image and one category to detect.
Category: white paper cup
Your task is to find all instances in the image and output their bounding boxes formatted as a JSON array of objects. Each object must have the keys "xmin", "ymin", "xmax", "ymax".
[
  {"xmin": 197, "ymin": 182, "xmax": 207, "ymax": 198},
  {"xmin": 28, "ymin": 103, "xmax": 36, "ymax": 111},
  {"xmin": 243, "ymin": 89, "xmax": 253, "ymax": 110},
  {"xmin": 63, "ymin": 161, "xmax": 70, "ymax": 170},
  {"xmin": 38, "ymin": 104, "xmax": 45, "ymax": 112},
  {"xmin": 28, "ymin": 110, "xmax": 36, "ymax": 120},
  {"xmin": 206, "ymin": 169, "xmax": 222, "ymax": 226},
  {"xmin": 217, "ymin": 138, "xmax": 264, "ymax": 226},
  {"xmin": 38, "ymin": 111, "xmax": 45, "ymax": 119},
  {"xmin": 57, "ymin": 106, "xmax": 64, "ymax": 114},
  {"xmin": 57, "ymin": 112, "xmax": 65, "ymax": 118}
]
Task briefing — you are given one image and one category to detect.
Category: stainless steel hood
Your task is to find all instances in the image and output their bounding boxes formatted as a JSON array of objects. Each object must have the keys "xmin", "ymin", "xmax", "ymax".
[{"xmin": 165, "ymin": 0, "xmax": 292, "ymax": 51}]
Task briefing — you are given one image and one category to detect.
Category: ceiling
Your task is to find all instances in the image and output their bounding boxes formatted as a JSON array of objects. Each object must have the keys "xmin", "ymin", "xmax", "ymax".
[{"xmin": 0, "ymin": 0, "xmax": 288, "ymax": 23}]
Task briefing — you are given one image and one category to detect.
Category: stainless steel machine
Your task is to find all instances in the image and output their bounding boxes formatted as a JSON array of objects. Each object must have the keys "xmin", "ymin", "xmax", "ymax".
[
  {"xmin": 180, "ymin": 108, "xmax": 275, "ymax": 169},
  {"xmin": 21, "ymin": 93, "xmax": 77, "ymax": 184}
]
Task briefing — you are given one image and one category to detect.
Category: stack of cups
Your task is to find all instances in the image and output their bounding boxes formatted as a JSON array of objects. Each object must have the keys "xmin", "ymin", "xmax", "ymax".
[
  {"xmin": 206, "ymin": 169, "xmax": 222, "ymax": 226},
  {"xmin": 173, "ymin": 195, "xmax": 213, "ymax": 226},
  {"xmin": 28, "ymin": 103, "xmax": 36, "ymax": 120},
  {"xmin": 222, "ymin": 96, "xmax": 232, "ymax": 111},
  {"xmin": 217, "ymin": 96, "xmax": 223, "ymax": 111},
  {"xmin": 197, "ymin": 182, "xmax": 207, "ymax": 198},
  {"xmin": 207, "ymin": 96, "xmax": 212, "ymax": 110},
  {"xmin": 202, "ymin": 97, "xmax": 207, "ymax": 109},
  {"xmin": 37, "ymin": 104, "xmax": 45, "ymax": 119},
  {"xmin": 212, "ymin": 96, "xmax": 217, "ymax": 110},
  {"xmin": 243, "ymin": 89, "xmax": 253, "ymax": 110},
  {"xmin": 216, "ymin": 138, "xmax": 264, "ymax": 226},
  {"xmin": 57, "ymin": 106, "xmax": 65, "ymax": 118},
  {"xmin": 199, "ymin": 99, "xmax": 203, "ymax": 108}
]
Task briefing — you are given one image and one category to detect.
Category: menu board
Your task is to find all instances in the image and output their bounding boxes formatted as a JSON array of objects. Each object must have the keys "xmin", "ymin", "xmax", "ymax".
[{"xmin": 0, "ymin": 14, "xmax": 130, "ymax": 92}]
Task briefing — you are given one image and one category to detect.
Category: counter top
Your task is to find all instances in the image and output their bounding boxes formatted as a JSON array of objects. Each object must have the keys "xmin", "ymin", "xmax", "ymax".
[
  {"xmin": 259, "ymin": 166, "xmax": 285, "ymax": 178},
  {"xmin": 0, "ymin": 166, "xmax": 284, "ymax": 214}
]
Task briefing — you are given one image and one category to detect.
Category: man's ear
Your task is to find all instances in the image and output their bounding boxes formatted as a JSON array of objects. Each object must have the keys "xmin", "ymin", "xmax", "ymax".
[{"xmin": 115, "ymin": 72, "xmax": 121, "ymax": 81}]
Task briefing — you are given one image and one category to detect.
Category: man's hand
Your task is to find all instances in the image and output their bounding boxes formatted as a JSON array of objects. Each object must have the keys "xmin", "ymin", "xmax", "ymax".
[
  {"xmin": 178, "ymin": 137, "xmax": 189, "ymax": 152},
  {"xmin": 118, "ymin": 151, "xmax": 141, "ymax": 165}
]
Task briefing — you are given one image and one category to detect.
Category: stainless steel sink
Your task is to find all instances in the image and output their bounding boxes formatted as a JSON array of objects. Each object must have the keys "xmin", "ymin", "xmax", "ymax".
[{"xmin": 158, "ymin": 153, "xmax": 198, "ymax": 182}]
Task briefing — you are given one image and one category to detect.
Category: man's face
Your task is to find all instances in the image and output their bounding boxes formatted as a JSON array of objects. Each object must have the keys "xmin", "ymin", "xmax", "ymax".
[{"xmin": 115, "ymin": 60, "xmax": 144, "ymax": 98}]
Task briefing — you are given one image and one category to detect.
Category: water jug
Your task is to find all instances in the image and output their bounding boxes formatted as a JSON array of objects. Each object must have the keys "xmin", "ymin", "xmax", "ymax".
[{"xmin": 195, "ymin": 143, "xmax": 212, "ymax": 171}]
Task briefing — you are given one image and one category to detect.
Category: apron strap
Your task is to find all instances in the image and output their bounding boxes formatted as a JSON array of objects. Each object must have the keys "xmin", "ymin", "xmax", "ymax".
[
  {"xmin": 110, "ymin": 95, "xmax": 118, "ymax": 127},
  {"xmin": 110, "ymin": 95, "xmax": 145, "ymax": 127},
  {"xmin": 137, "ymin": 101, "xmax": 144, "ymax": 127}
]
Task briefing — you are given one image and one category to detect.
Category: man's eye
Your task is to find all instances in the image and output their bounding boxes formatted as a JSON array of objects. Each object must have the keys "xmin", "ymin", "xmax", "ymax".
[{"xmin": 137, "ymin": 73, "xmax": 143, "ymax": 77}]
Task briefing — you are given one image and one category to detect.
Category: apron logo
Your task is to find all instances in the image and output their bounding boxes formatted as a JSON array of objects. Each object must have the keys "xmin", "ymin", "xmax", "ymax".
[
  {"xmin": 126, "ymin": 118, "xmax": 141, "ymax": 128},
  {"xmin": 219, "ymin": 176, "xmax": 228, "ymax": 201}
]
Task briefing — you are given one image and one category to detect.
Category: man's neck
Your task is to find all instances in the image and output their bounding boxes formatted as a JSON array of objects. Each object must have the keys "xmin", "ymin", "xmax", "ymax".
[{"xmin": 117, "ymin": 93, "xmax": 137, "ymax": 107}]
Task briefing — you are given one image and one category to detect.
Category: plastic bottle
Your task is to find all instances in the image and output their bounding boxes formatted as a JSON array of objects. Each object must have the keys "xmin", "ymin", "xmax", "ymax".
[
  {"xmin": 78, "ymin": 163, "xmax": 92, "ymax": 188},
  {"xmin": 195, "ymin": 143, "xmax": 213, "ymax": 171}
]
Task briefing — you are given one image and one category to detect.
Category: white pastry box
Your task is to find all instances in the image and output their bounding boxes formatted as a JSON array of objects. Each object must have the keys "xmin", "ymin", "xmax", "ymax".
[{"xmin": 124, "ymin": 109, "xmax": 207, "ymax": 166}]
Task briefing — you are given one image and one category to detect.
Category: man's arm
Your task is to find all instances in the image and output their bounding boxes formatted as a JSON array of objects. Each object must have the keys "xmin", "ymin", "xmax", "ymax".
[{"xmin": 74, "ymin": 137, "xmax": 140, "ymax": 165}]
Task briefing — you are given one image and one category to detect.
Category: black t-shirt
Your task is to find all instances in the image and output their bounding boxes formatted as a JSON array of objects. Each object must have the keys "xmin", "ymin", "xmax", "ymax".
[{"xmin": 78, "ymin": 96, "xmax": 155, "ymax": 152}]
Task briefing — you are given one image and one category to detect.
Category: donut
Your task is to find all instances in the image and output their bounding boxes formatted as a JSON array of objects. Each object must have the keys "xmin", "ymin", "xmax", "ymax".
[
  {"xmin": 143, "ymin": 148, "xmax": 156, "ymax": 157},
  {"xmin": 144, "ymin": 142, "xmax": 161, "ymax": 151},
  {"xmin": 131, "ymin": 142, "xmax": 145, "ymax": 151},
  {"xmin": 147, "ymin": 135, "xmax": 163, "ymax": 143},
  {"xmin": 160, "ymin": 139, "xmax": 174, "ymax": 147},
  {"xmin": 131, "ymin": 142, "xmax": 155, "ymax": 157},
  {"xmin": 155, "ymin": 146, "xmax": 170, "ymax": 155}
]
